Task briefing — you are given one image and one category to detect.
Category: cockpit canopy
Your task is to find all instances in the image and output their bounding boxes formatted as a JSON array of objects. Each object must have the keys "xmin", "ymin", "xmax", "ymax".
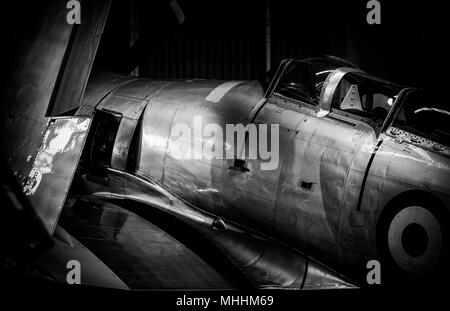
[
  {"xmin": 265, "ymin": 57, "xmax": 449, "ymax": 146},
  {"xmin": 266, "ymin": 57, "xmax": 404, "ymax": 121}
]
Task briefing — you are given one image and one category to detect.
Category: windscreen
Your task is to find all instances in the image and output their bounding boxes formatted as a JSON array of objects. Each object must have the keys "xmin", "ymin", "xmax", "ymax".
[{"xmin": 393, "ymin": 90, "xmax": 450, "ymax": 146}]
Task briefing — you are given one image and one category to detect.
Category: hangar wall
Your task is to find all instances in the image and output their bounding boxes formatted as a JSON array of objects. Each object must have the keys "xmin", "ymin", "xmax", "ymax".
[{"xmin": 94, "ymin": 0, "xmax": 442, "ymax": 92}]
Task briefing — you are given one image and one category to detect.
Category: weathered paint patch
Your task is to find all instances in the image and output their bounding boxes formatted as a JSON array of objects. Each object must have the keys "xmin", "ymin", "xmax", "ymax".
[
  {"xmin": 23, "ymin": 119, "xmax": 90, "ymax": 196},
  {"xmin": 22, "ymin": 117, "xmax": 91, "ymax": 234}
]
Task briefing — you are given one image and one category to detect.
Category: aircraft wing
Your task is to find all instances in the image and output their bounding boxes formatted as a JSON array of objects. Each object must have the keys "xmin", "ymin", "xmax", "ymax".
[
  {"xmin": 0, "ymin": 0, "xmax": 111, "ymax": 234},
  {"xmin": 58, "ymin": 168, "xmax": 356, "ymax": 289}
]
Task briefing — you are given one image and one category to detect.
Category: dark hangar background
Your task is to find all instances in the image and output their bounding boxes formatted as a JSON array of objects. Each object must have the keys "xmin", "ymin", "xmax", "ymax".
[
  {"xmin": 1, "ymin": 0, "xmax": 444, "ymax": 92},
  {"xmin": 94, "ymin": 0, "xmax": 441, "ymax": 89}
]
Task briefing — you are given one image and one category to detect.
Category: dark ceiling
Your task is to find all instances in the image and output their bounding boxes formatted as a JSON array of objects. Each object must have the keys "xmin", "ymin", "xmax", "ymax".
[{"xmin": 1, "ymin": 0, "xmax": 445, "ymax": 96}]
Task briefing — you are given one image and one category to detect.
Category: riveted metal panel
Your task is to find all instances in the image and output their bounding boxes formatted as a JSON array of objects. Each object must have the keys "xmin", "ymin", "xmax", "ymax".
[
  {"xmin": 78, "ymin": 71, "xmax": 138, "ymax": 116},
  {"xmin": 111, "ymin": 117, "xmax": 137, "ymax": 171},
  {"xmin": 97, "ymin": 94, "xmax": 147, "ymax": 119}
]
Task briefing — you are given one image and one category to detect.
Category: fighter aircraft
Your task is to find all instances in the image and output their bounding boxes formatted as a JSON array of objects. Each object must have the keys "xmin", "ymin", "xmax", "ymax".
[{"xmin": 1, "ymin": 0, "xmax": 448, "ymax": 289}]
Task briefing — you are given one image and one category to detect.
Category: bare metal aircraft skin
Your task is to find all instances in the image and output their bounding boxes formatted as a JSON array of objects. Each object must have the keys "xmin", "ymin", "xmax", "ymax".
[
  {"xmin": 69, "ymin": 57, "xmax": 449, "ymax": 287},
  {"xmin": 2, "ymin": 1, "xmax": 449, "ymax": 289}
]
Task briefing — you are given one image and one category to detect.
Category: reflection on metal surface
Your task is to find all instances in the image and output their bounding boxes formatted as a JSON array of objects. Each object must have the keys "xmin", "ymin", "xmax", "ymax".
[
  {"xmin": 80, "ymin": 168, "xmax": 355, "ymax": 289},
  {"xmin": 35, "ymin": 224, "xmax": 128, "ymax": 289},
  {"xmin": 59, "ymin": 197, "xmax": 235, "ymax": 289}
]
